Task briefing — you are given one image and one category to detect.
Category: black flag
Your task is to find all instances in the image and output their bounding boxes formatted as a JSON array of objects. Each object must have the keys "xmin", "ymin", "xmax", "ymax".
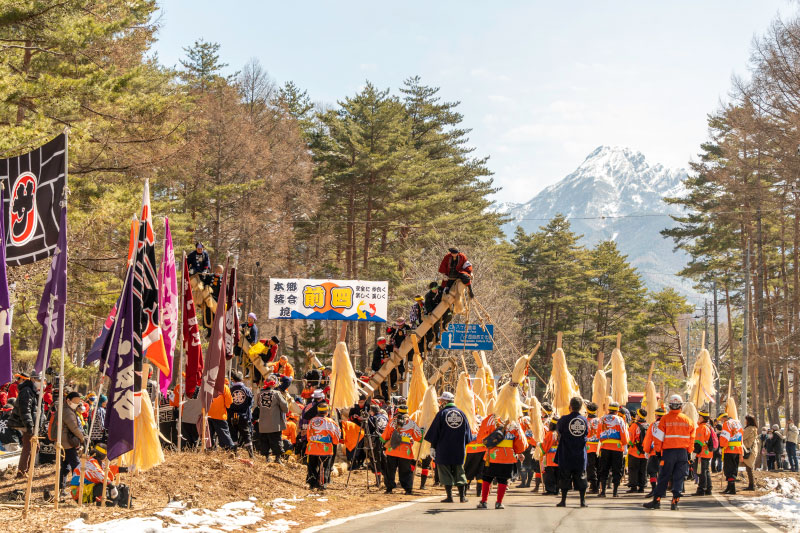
[{"xmin": 0, "ymin": 134, "xmax": 66, "ymax": 266}]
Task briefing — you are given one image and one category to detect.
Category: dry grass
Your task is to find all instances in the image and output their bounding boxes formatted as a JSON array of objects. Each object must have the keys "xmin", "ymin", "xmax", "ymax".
[{"xmin": 0, "ymin": 450, "xmax": 438, "ymax": 532}]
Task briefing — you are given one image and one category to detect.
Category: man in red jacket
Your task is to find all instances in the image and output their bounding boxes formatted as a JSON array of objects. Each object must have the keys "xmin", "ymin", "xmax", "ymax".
[{"xmin": 438, "ymin": 248, "xmax": 474, "ymax": 298}]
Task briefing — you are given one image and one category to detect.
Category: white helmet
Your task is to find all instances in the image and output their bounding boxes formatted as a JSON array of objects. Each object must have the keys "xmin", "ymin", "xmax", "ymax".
[{"xmin": 668, "ymin": 394, "xmax": 683, "ymax": 411}]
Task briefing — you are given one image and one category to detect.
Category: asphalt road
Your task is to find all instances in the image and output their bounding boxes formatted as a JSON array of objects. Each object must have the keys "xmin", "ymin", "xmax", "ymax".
[{"xmin": 315, "ymin": 486, "xmax": 779, "ymax": 533}]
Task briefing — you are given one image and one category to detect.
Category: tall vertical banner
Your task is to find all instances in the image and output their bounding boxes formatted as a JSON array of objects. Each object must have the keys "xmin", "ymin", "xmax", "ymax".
[
  {"xmin": 105, "ymin": 266, "xmax": 135, "ymax": 461},
  {"xmin": 34, "ymin": 207, "xmax": 67, "ymax": 374},
  {"xmin": 0, "ymin": 134, "xmax": 67, "ymax": 265},
  {"xmin": 158, "ymin": 217, "xmax": 178, "ymax": 394},
  {"xmin": 224, "ymin": 264, "xmax": 239, "ymax": 361},
  {"xmin": 267, "ymin": 278, "xmax": 388, "ymax": 322},
  {"xmin": 0, "ymin": 186, "xmax": 11, "ymax": 386},
  {"xmin": 132, "ymin": 181, "xmax": 169, "ymax": 389},
  {"xmin": 201, "ymin": 259, "xmax": 228, "ymax": 411},
  {"xmin": 182, "ymin": 255, "xmax": 204, "ymax": 398}
]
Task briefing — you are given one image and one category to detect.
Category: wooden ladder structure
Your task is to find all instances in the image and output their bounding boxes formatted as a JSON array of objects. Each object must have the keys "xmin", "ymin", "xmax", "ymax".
[{"xmin": 363, "ymin": 280, "xmax": 466, "ymax": 397}]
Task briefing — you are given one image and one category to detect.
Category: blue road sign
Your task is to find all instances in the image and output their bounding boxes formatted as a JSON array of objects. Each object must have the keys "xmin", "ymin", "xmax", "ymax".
[{"xmin": 436, "ymin": 323, "xmax": 494, "ymax": 351}]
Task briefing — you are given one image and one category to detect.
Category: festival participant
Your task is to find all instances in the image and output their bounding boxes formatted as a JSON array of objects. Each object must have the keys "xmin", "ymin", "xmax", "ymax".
[
  {"xmin": 380, "ymin": 404, "xmax": 422, "ymax": 495},
  {"xmin": 626, "ymin": 408, "xmax": 648, "ymax": 493},
  {"xmin": 58, "ymin": 392, "xmax": 86, "ymax": 492},
  {"xmin": 642, "ymin": 405, "xmax": 666, "ymax": 497},
  {"xmin": 693, "ymin": 409, "xmax": 716, "ymax": 496},
  {"xmin": 341, "ymin": 416, "xmax": 365, "ymax": 470},
  {"xmin": 306, "ymin": 402, "xmax": 340, "ymax": 490},
  {"xmin": 8, "ymin": 371, "xmax": 42, "ymax": 479},
  {"xmin": 409, "ymin": 295, "xmax": 425, "ymax": 328},
  {"xmin": 187, "ymin": 242, "xmax": 211, "ymax": 280},
  {"xmin": 555, "ymin": 397, "xmax": 589, "ymax": 508},
  {"xmin": 243, "ymin": 313, "xmax": 258, "ymax": 345},
  {"xmin": 718, "ymin": 412, "xmax": 744, "ymax": 494},
  {"xmin": 0, "ymin": 398, "xmax": 21, "ymax": 452},
  {"xmin": 438, "ymin": 247, "xmax": 474, "ymax": 298},
  {"xmin": 475, "ymin": 410, "xmax": 526, "ymax": 509},
  {"xmin": 585, "ymin": 402, "xmax": 600, "ymax": 493},
  {"xmin": 7, "ymin": 373, "xmax": 27, "ymax": 399},
  {"xmin": 464, "ymin": 415, "xmax": 485, "ymax": 498},
  {"xmin": 541, "ymin": 416, "xmax": 560, "ymax": 495},
  {"xmin": 424, "ymin": 391, "xmax": 472, "ymax": 503},
  {"xmin": 282, "ymin": 412, "xmax": 299, "ymax": 456},
  {"xmin": 371, "ymin": 337, "xmax": 402, "ymax": 399},
  {"xmin": 253, "ymin": 377, "xmax": 288, "ymax": 463},
  {"xmin": 367, "ymin": 402, "xmax": 389, "ymax": 488},
  {"xmin": 228, "ymin": 372, "xmax": 254, "ymax": 457},
  {"xmin": 207, "ymin": 379, "xmax": 234, "ymax": 449},
  {"xmin": 517, "ymin": 407, "xmax": 535, "ymax": 489},
  {"xmin": 68, "ymin": 444, "xmax": 125, "ymax": 505},
  {"xmin": 387, "ymin": 318, "xmax": 411, "ymax": 364},
  {"xmin": 597, "ymin": 401, "xmax": 628, "ymax": 497},
  {"xmin": 270, "ymin": 356, "xmax": 294, "ymax": 392},
  {"xmin": 643, "ymin": 395, "xmax": 695, "ymax": 510}
]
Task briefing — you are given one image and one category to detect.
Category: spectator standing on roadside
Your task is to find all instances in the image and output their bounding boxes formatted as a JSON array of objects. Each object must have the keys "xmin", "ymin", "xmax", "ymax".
[{"xmin": 785, "ymin": 419, "xmax": 798, "ymax": 472}]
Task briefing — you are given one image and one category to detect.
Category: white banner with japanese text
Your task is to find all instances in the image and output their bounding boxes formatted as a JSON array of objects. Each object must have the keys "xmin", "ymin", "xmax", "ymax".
[{"xmin": 267, "ymin": 278, "xmax": 388, "ymax": 322}]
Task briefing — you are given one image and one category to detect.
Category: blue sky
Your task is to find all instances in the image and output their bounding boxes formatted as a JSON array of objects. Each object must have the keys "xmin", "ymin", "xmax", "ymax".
[{"xmin": 152, "ymin": 1, "xmax": 790, "ymax": 203}]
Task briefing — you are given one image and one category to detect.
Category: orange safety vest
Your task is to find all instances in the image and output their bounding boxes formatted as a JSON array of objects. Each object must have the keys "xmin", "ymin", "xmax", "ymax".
[
  {"xmin": 306, "ymin": 416, "xmax": 341, "ymax": 456},
  {"xmin": 476, "ymin": 415, "xmax": 526, "ymax": 464},
  {"xmin": 381, "ymin": 417, "xmax": 422, "ymax": 459},
  {"xmin": 695, "ymin": 423, "xmax": 713, "ymax": 459},
  {"xmin": 642, "ymin": 418, "xmax": 664, "ymax": 456},
  {"xmin": 282, "ymin": 420, "xmax": 297, "ymax": 445},
  {"xmin": 658, "ymin": 410, "xmax": 696, "ymax": 452},
  {"xmin": 628, "ymin": 421, "xmax": 646, "ymax": 459},
  {"xmin": 719, "ymin": 419, "xmax": 743, "ymax": 455}
]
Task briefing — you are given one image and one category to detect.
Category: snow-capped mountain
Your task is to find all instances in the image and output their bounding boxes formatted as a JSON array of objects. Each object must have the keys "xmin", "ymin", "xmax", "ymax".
[{"xmin": 498, "ymin": 146, "xmax": 701, "ymax": 300}]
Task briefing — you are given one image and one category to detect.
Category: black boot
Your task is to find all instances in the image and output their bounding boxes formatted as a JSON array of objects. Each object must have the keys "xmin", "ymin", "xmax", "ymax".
[
  {"xmin": 579, "ymin": 489, "xmax": 587, "ymax": 507},
  {"xmin": 533, "ymin": 478, "xmax": 541, "ymax": 493},
  {"xmin": 458, "ymin": 484, "xmax": 468, "ymax": 503},
  {"xmin": 612, "ymin": 484, "xmax": 619, "ymax": 497},
  {"xmin": 588, "ymin": 482, "xmax": 598, "ymax": 494},
  {"xmin": 598, "ymin": 486, "xmax": 606, "ymax": 498},
  {"xmin": 441, "ymin": 485, "xmax": 454, "ymax": 503},
  {"xmin": 645, "ymin": 481, "xmax": 656, "ymax": 498},
  {"xmin": 722, "ymin": 482, "xmax": 732, "ymax": 494},
  {"xmin": 420, "ymin": 475, "xmax": 428, "ymax": 490},
  {"xmin": 476, "ymin": 482, "xmax": 482, "ymax": 497},
  {"xmin": 729, "ymin": 483, "xmax": 736, "ymax": 495},
  {"xmin": 670, "ymin": 497, "xmax": 680, "ymax": 510},
  {"xmin": 643, "ymin": 497, "xmax": 661, "ymax": 509},
  {"xmin": 556, "ymin": 489, "xmax": 567, "ymax": 507}
]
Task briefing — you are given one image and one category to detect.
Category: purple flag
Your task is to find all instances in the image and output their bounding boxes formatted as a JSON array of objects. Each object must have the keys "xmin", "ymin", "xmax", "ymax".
[
  {"xmin": 0, "ymin": 186, "xmax": 11, "ymax": 387},
  {"xmin": 157, "ymin": 217, "xmax": 178, "ymax": 395},
  {"xmin": 34, "ymin": 206, "xmax": 67, "ymax": 374},
  {"xmin": 105, "ymin": 265, "xmax": 135, "ymax": 461},
  {"xmin": 201, "ymin": 258, "xmax": 228, "ymax": 412},
  {"xmin": 84, "ymin": 302, "xmax": 117, "ymax": 373}
]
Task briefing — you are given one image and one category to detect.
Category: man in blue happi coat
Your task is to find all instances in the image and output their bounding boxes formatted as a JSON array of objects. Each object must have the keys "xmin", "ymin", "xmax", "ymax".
[
  {"xmin": 555, "ymin": 396, "xmax": 590, "ymax": 508},
  {"xmin": 424, "ymin": 391, "xmax": 473, "ymax": 503}
]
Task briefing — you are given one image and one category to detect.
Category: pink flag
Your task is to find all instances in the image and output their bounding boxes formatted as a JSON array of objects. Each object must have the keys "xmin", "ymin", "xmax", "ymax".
[{"xmin": 157, "ymin": 217, "xmax": 178, "ymax": 395}]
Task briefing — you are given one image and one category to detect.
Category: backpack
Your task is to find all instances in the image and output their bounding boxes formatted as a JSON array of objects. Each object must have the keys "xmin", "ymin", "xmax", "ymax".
[
  {"xmin": 390, "ymin": 427, "xmax": 404, "ymax": 448},
  {"xmin": 708, "ymin": 425, "xmax": 719, "ymax": 452},
  {"xmin": 482, "ymin": 422, "xmax": 507, "ymax": 449}
]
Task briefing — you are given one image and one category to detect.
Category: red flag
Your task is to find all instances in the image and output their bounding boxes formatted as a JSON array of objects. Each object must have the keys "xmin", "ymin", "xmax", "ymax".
[
  {"xmin": 202, "ymin": 258, "xmax": 229, "ymax": 410},
  {"xmin": 182, "ymin": 254, "xmax": 203, "ymax": 397}
]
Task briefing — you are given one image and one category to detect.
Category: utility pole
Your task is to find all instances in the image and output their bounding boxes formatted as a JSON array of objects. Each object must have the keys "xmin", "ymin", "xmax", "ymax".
[
  {"xmin": 704, "ymin": 300, "xmax": 709, "ymax": 350},
  {"xmin": 713, "ymin": 281, "xmax": 720, "ymax": 412},
  {"xmin": 741, "ymin": 244, "xmax": 750, "ymax": 421}
]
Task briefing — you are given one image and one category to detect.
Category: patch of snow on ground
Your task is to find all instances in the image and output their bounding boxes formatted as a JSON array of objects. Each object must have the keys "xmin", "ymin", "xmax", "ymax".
[
  {"xmin": 739, "ymin": 477, "xmax": 800, "ymax": 533},
  {"xmin": 269, "ymin": 496, "xmax": 304, "ymax": 515},
  {"xmin": 315, "ymin": 509, "xmax": 331, "ymax": 517},
  {"xmin": 257, "ymin": 519, "xmax": 299, "ymax": 533},
  {"xmin": 65, "ymin": 500, "xmax": 265, "ymax": 532}
]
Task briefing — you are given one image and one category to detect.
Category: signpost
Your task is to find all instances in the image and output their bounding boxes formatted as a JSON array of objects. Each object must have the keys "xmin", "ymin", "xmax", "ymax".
[{"xmin": 436, "ymin": 323, "xmax": 494, "ymax": 351}]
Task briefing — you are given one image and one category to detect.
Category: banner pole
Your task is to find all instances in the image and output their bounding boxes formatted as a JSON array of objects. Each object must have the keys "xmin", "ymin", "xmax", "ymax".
[
  {"xmin": 57, "ymin": 127, "xmax": 71, "ymax": 507},
  {"xmin": 177, "ymin": 252, "xmax": 186, "ymax": 453},
  {"xmin": 23, "ymin": 297, "xmax": 54, "ymax": 517}
]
